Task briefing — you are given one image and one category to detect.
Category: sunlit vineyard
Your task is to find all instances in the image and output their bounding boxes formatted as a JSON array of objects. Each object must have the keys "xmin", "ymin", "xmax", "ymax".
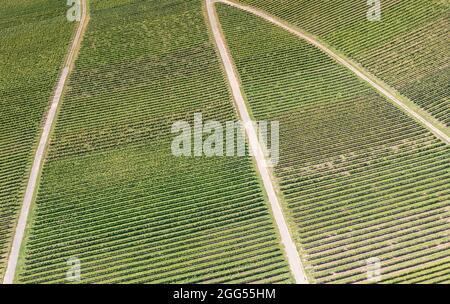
[
  {"xmin": 0, "ymin": 0, "xmax": 74, "ymax": 281},
  {"xmin": 3, "ymin": 0, "xmax": 449, "ymax": 285},
  {"xmin": 217, "ymin": 5, "xmax": 450, "ymax": 283},
  {"xmin": 239, "ymin": 0, "xmax": 450, "ymax": 126},
  {"xmin": 16, "ymin": 0, "xmax": 293, "ymax": 283}
]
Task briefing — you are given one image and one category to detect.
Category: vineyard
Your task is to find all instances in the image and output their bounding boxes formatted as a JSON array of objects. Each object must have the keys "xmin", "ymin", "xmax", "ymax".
[
  {"xmin": 239, "ymin": 0, "xmax": 450, "ymax": 126},
  {"xmin": 2, "ymin": 0, "xmax": 449, "ymax": 285},
  {"xmin": 217, "ymin": 4, "xmax": 450, "ymax": 283},
  {"xmin": 15, "ymin": 0, "xmax": 293, "ymax": 283},
  {"xmin": 0, "ymin": 0, "xmax": 74, "ymax": 281}
]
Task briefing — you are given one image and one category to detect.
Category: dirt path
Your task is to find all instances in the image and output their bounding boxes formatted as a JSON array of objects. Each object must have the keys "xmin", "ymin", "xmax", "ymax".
[
  {"xmin": 2, "ymin": 0, "xmax": 89, "ymax": 284},
  {"xmin": 216, "ymin": 0, "xmax": 450, "ymax": 145},
  {"xmin": 205, "ymin": 0, "xmax": 309, "ymax": 284}
]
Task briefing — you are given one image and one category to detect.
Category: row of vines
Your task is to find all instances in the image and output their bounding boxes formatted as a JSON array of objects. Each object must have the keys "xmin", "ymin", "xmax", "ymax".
[
  {"xmin": 239, "ymin": 0, "xmax": 450, "ymax": 126},
  {"xmin": 0, "ymin": 0, "xmax": 74, "ymax": 281},
  {"xmin": 16, "ymin": 0, "xmax": 293, "ymax": 283},
  {"xmin": 217, "ymin": 5, "xmax": 450, "ymax": 283}
]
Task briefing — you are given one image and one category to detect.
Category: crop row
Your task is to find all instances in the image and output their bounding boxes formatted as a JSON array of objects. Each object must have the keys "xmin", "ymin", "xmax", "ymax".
[
  {"xmin": 239, "ymin": 0, "xmax": 450, "ymax": 125},
  {"xmin": 0, "ymin": 0, "xmax": 74, "ymax": 281},
  {"xmin": 217, "ymin": 5, "xmax": 450, "ymax": 283},
  {"xmin": 17, "ymin": 0, "xmax": 293, "ymax": 284}
]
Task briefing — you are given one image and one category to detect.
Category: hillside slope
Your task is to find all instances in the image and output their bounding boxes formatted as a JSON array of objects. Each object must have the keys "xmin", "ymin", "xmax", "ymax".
[
  {"xmin": 16, "ymin": 0, "xmax": 293, "ymax": 283},
  {"xmin": 239, "ymin": 0, "xmax": 450, "ymax": 127},
  {"xmin": 0, "ymin": 0, "xmax": 74, "ymax": 281},
  {"xmin": 217, "ymin": 4, "xmax": 450, "ymax": 283}
]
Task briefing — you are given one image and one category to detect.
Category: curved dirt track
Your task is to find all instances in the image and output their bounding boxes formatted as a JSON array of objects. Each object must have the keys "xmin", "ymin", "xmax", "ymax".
[
  {"xmin": 2, "ymin": 0, "xmax": 89, "ymax": 284},
  {"xmin": 4, "ymin": 0, "xmax": 446, "ymax": 285},
  {"xmin": 207, "ymin": 0, "xmax": 450, "ymax": 284},
  {"xmin": 216, "ymin": 0, "xmax": 450, "ymax": 145},
  {"xmin": 206, "ymin": 0, "xmax": 309, "ymax": 284}
]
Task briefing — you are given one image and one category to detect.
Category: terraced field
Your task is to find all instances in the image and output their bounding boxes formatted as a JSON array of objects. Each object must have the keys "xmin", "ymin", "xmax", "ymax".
[
  {"xmin": 239, "ymin": 0, "xmax": 450, "ymax": 126},
  {"xmin": 15, "ymin": 0, "xmax": 293, "ymax": 283},
  {"xmin": 0, "ymin": 0, "xmax": 74, "ymax": 281},
  {"xmin": 217, "ymin": 4, "xmax": 450, "ymax": 283}
]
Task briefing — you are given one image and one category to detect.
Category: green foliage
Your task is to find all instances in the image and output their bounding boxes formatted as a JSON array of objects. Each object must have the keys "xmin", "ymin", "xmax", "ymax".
[
  {"xmin": 17, "ymin": 0, "xmax": 292, "ymax": 284},
  {"xmin": 218, "ymin": 4, "xmax": 450, "ymax": 283},
  {"xmin": 0, "ymin": 0, "xmax": 74, "ymax": 281},
  {"xmin": 239, "ymin": 0, "xmax": 450, "ymax": 125}
]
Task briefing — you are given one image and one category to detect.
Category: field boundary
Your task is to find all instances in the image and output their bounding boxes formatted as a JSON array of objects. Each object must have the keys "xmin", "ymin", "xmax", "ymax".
[
  {"xmin": 216, "ymin": 0, "xmax": 450, "ymax": 145},
  {"xmin": 2, "ymin": 0, "xmax": 90, "ymax": 284},
  {"xmin": 206, "ymin": 0, "xmax": 309, "ymax": 284}
]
